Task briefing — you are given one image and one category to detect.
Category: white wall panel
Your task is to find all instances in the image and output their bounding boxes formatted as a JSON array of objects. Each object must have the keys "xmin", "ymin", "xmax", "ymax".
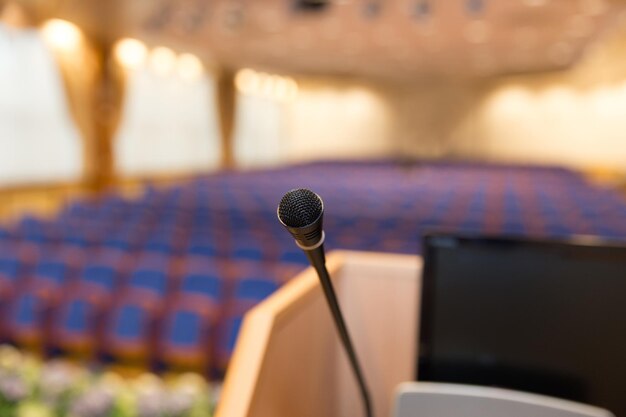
[
  {"xmin": 114, "ymin": 68, "xmax": 221, "ymax": 177},
  {"xmin": 0, "ymin": 23, "xmax": 84, "ymax": 186}
]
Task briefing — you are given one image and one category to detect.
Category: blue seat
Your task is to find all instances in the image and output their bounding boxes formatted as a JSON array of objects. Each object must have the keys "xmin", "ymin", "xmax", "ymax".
[
  {"xmin": 232, "ymin": 246, "xmax": 264, "ymax": 261},
  {"xmin": 103, "ymin": 237, "xmax": 131, "ymax": 251},
  {"xmin": 144, "ymin": 239, "xmax": 174, "ymax": 254},
  {"xmin": 15, "ymin": 293, "xmax": 39, "ymax": 326},
  {"xmin": 545, "ymin": 224, "xmax": 572, "ymax": 236},
  {"xmin": 180, "ymin": 274, "xmax": 221, "ymax": 300},
  {"xmin": 234, "ymin": 279, "xmax": 279, "ymax": 302},
  {"xmin": 129, "ymin": 270, "xmax": 167, "ymax": 296},
  {"xmin": 168, "ymin": 310, "xmax": 202, "ymax": 346},
  {"xmin": 225, "ymin": 315, "xmax": 244, "ymax": 354},
  {"xmin": 102, "ymin": 296, "xmax": 158, "ymax": 359},
  {"xmin": 279, "ymin": 249, "xmax": 308, "ymax": 265},
  {"xmin": 188, "ymin": 239, "xmax": 217, "ymax": 257},
  {"xmin": 19, "ymin": 218, "xmax": 48, "ymax": 243},
  {"xmin": 112, "ymin": 304, "xmax": 147, "ymax": 341},
  {"xmin": 35, "ymin": 261, "xmax": 67, "ymax": 285},
  {"xmin": 0, "ymin": 256, "xmax": 20, "ymax": 280},
  {"xmin": 62, "ymin": 299, "xmax": 92, "ymax": 333},
  {"xmin": 82, "ymin": 265, "xmax": 116, "ymax": 290},
  {"xmin": 502, "ymin": 221, "xmax": 526, "ymax": 235}
]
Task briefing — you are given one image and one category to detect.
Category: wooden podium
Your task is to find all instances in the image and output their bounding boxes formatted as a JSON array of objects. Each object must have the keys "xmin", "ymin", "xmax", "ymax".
[{"xmin": 216, "ymin": 251, "xmax": 422, "ymax": 417}]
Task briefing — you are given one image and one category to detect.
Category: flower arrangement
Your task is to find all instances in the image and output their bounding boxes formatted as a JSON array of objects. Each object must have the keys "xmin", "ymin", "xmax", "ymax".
[{"xmin": 0, "ymin": 345, "xmax": 214, "ymax": 417}]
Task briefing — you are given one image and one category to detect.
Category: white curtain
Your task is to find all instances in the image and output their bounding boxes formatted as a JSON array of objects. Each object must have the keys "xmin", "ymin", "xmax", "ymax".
[
  {"xmin": 0, "ymin": 23, "xmax": 84, "ymax": 186},
  {"xmin": 114, "ymin": 68, "xmax": 222, "ymax": 177},
  {"xmin": 233, "ymin": 94, "xmax": 286, "ymax": 168}
]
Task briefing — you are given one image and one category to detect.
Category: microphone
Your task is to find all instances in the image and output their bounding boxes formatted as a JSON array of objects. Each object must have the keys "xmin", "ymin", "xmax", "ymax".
[{"xmin": 278, "ymin": 188, "xmax": 374, "ymax": 417}]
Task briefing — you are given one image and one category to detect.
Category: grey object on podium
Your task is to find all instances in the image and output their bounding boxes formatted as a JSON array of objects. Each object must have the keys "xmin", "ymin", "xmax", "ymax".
[{"xmin": 393, "ymin": 382, "xmax": 614, "ymax": 417}]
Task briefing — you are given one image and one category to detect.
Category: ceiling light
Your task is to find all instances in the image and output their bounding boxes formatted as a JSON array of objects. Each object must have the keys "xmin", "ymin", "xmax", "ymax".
[
  {"xmin": 414, "ymin": 0, "xmax": 432, "ymax": 20},
  {"xmin": 465, "ymin": 0, "xmax": 484, "ymax": 16},
  {"xmin": 41, "ymin": 19, "xmax": 82, "ymax": 51},
  {"xmin": 221, "ymin": 4, "xmax": 244, "ymax": 32},
  {"xmin": 363, "ymin": 1, "xmax": 381, "ymax": 18},
  {"xmin": 259, "ymin": 73, "xmax": 278, "ymax": 98},
  {"xmin": 272, "ymin": 76, "xmax": 300, "ymax": 102},
  {"xmin": 114, "ymin": 38, "xmax": 148, "ymax": 70},
  {"xmin": 150, "ymin": 47, "xmax": 177, "ymax": 76},
  {"xmin": 294, "ymin": 0, "xmax": 329, "ymax": 12},
  {"xmin": 177, "ymin": 53, "xmax": 204, "ymax": 80},
  {"xmin": 235, "ymin": 68, "xmax": 259, "ymax": 94}
]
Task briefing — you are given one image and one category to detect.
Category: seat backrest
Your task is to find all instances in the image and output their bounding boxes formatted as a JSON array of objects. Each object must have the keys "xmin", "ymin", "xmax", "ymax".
[
  {"xmin": 112, "ymin": 304, "xmax": 146, "ymax": 340},
  {"xmin": 393, "ymin": 383, "xmax": 614, "ymax": 417},
  {"xmin": 128, "ymin": 270, "xmax": 167, "ymax": 295},
  {"xmin": 223, "ymin": 315, "xmax": 244, "ymax": 355},
  {"xmin": 82, "ymin": 265, "xmax": 116, "ymax": 290},
  {"xmin": 35, "ymin": 260, "xmax": 67, "ymax": 284},
  {"xmin": 61, "ymin": 298, "xmax": 92, "ymax": 332},
  {"xmin": 234, "ymin": 279, "xmax": 279, "ymax": 302},
  {"xmin": 0, "ymin": 255, "xmax": 20, "ymax": 279},
  {"xmin": 14, "ymin": 293, "xmax": 39, "ymax": 326},
  {"xmin": 180, "ymin": 274, "xmax": 221, "ymax": 300},
  {"xmin": 167, "ymin": 310, "xmax": 202, "ymax": 346}
]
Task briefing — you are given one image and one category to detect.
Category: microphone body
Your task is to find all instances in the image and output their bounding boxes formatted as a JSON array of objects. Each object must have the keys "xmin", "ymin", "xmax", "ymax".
[{"xmin": 278, "ymin": 189, "xmax": 374, "ymax": 417}]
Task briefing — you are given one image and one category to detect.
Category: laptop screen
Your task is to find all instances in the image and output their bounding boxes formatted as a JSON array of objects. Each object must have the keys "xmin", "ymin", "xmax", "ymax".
[{"xmin": 418, "ymin": 234, "xmax": 626, "ymax": 416}]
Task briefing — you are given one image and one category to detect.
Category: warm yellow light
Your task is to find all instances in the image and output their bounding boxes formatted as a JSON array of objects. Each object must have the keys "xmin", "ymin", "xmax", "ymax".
[
  {"xmin": 177, "ymin": 53, "xmax": 204, "ymax": 80},
  {"xmin": 114, "ymin": 38, "xmax": 148, "ymax": 70},
  {"xmin": 234, "ymin": 68, "xmax": 298, "ymax": 101},
  {"xmin": 150, "ymin": 47, "xmax": 177, "ymax": 76},
  {"xmin": 488, "ymin": 87, "xmax": 533, "ymax": 116},
  {"xmin": 235, "ymin": 68, "xmax": 259, "ymax": 94},
  {"xmin": 41, "ymin": 19, "xmax": 82, "ymax": 51},
  {"xmin": 274, "ymin": 77, "xmax": 298, "ymax": 102},
  {"xmin": 258, "ymin": 73, "xmax": 277, "ymax": 98}
]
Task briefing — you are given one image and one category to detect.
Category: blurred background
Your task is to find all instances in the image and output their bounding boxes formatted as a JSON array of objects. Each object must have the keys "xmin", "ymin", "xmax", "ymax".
[{"xmin": 0, "ymin": 0, "xmax": 626, "ymax": 415}]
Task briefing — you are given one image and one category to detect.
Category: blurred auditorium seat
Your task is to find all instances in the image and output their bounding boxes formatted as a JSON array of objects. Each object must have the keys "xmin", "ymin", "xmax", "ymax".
[
  {"xmin": 126, "ymin": 253, "xmax": 172, "ymax": 302},
  {"xmin": 28, "ymin": 246, "xmax": 84, "ymax": 301},
  {"xmin": 278, "ymin": 248, "xmax": 309, "ymax": 265},
  {"xmin": 51, "ymin": 294, "xmax": 102, "ymax": 356},
  {"xmin": 215, "ymin": 314, "xmax": 244, "ymax": 373},
  {"xmin": 232, "ymin": 278, "xmax": 280, "ymax": 310},
  {"xmin": 0, "ymin": 244, "xmax": 23, "ymax": 284},
  {"xmin": 102, "ymin": 294, "xmax": 160, "ymax": 364},
  {"xmin": 0, "ymin": 161, "xmax": 624, "ymax": 375},
  {"xmin": 157, "ymin": 299, "xmax": 215, "ymax": 372},
  {"xmin": 81, "ymin": 262, "xmax": 119, "ymax": 293},
  {"xmin": 179, "ymin": 271, "xmax": 222, "ymax": 302},
  {"xmin": 5, "ymin": 290, "xmax": 49, "ymax": 348}
]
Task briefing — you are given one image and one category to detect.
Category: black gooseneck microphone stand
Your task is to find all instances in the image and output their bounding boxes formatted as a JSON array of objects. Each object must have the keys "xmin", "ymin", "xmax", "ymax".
[
  {"xmin": 278, "ymin": 189, "xmax": 373, "ymax": 417},
  {"xmin": 305, "ymin": 245, "xmax": 374, "ymax": 417}
]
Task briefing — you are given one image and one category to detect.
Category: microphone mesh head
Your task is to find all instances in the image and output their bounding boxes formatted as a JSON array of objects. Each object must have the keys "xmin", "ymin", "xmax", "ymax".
[{"xmin": 278, "ymin": 189, "xmax": 323, "ymax": 228}]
